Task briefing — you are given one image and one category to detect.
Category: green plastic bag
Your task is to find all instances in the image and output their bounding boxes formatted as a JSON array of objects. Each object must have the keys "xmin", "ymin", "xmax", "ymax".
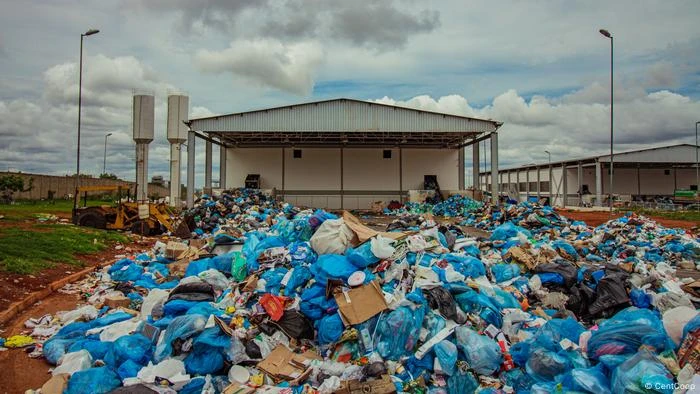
[{"xmin": 231, "ymin": 252, "xmax": 247, "ymax": 281}]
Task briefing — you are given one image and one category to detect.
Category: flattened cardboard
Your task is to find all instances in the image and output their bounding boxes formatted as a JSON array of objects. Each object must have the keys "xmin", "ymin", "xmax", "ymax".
[
  {"xmin": 41, "ymin": 373, "xmax": 69, "ymax": 394},
  {"xmin": 222, "ymin": 382, "xmax": 256, "ymax": 394},
  {"xmin": 342, "ymin": 211, "xmax": 404, "ymax": 245},
  {"xmin": 334, "ymin": 280, "xmax": 388, "ymax": 326},
  {"xmin": 257, "ymin": 345, "xmax": 313, "ymax": 382}
]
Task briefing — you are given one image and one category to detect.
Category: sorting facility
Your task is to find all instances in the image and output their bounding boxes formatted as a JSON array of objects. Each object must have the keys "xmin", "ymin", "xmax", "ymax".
[
  {"xmin": 478, "ymin": 144, "xmax": 699, "ymax": 207},
  {"xmin": 184, "ymin": 98, "xmax": 503, "ymax": 209}
]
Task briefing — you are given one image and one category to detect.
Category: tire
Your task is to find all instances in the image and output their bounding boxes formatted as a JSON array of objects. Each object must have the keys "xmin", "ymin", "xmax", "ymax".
[{"xmin": 77, "ymin": 211, "xmax": 107, "ymax": 229}]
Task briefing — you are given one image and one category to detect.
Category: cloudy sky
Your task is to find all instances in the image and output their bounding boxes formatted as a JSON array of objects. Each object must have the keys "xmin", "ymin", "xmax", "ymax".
[{"xmin": 1, "ymin": 0, "xmax": 699, "ymax": 187}]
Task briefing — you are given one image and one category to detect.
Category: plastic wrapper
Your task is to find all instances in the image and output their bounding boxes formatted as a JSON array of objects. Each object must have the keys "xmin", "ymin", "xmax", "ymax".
[
  {"xmin": 52, "ymin": 350, "xmax": 93, "ymax": 376},
  {"xmin": 309, "ymin": 254, "xmax": 357, "ymax": 285},
  {"xmin": 491, "ymin": 263, "xmax": 521, "ymax": 283},
  {"xmin": 525, "ymin": 349, "xmax": 571, "ymax": 382}
]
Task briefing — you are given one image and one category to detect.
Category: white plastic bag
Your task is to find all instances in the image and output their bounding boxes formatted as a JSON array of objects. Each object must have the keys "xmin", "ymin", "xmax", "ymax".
[
  {"xmin": 198, "ymin": 268, "xmax": 229, "ymax": 291},
  {"xmin": 52, "ymin": 350, "xmax": 93, "ymax": 376},
  {"xmin": 310, "ymin": 219, "xmax": 354, "ymax": 255},
  {"xmin": 140, "ymin": 288, "xmax": 169, "ymax": 320},
  {"xmin": 370, "ymin": 236, "xmax": 395, "ymax": 259},
  {"xmin": 59, "ymin": 305, "xmax": 98, "ymax": 325},
  {"xmin": 663, "ymin": 306, "xmax": 699, "ymax": 345}
]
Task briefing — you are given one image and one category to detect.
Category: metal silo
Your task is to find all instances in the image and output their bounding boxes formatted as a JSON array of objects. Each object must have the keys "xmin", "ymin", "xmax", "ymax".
[
  {"xmin": 133, "ymin": 94, "xmax": 154, "ymax": 203},
  {"xmin": 166, "ymin": 95, "xmax": 189, "ymax": 208}
]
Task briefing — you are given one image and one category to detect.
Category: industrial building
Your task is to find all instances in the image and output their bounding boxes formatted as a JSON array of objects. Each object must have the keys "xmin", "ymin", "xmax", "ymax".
[
  {"xmin": 182, "ymin": 98, "xmax": 503, "ymax": 209},
  {"xmin": 478, "ymin": 144, "xmax": 699, "ymax": 207}
]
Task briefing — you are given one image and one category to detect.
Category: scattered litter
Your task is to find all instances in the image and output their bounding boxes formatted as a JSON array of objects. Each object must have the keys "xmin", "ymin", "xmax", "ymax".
[{"xmin": 12, "ymin": 189, "xmax": 700, "ymax": 392}]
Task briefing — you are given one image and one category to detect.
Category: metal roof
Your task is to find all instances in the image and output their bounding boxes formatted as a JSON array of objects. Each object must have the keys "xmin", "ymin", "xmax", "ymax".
[
  {"xmin": 187, "ymin": 98, "xmax": 502, "ymax": 148},
  {"xmin": 484, "ymin": 144, "xmax": 700, "ymax": 174}
]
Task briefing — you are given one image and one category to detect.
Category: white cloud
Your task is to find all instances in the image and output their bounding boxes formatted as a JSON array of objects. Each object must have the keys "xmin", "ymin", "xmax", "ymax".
[
  {"xmin": 374, "ymin": 84, "xmax": 700, "ymax": 167},
  {"xmin": 194, "ymin": 40, "xmax": 324, "ymax": 96}
]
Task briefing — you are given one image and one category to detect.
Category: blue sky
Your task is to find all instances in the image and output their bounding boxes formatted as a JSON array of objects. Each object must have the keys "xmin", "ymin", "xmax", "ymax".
[{"xmin": 1, "ymin": 0, "xmax": 699, "ymax": 187}]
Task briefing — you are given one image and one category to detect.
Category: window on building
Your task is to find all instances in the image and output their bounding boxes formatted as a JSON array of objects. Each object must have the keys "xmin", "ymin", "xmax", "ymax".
[
  {"xmin": 540, "ymin": 181, "xmax": 550, "ymax": 192},
  {"xmin": 691, "ymin": 185, "xmax": 698, "ymax": 191},
  {"xmin": 383, "ymin": 150, "xmax": 392, "ymax": 159},
  {"xmin": 293, "ymin": 149, "xmax": 302, "ymax": 159},
  {"xmin": 664, "ymin": 169, "xmax": 670, "ymax": 175}
]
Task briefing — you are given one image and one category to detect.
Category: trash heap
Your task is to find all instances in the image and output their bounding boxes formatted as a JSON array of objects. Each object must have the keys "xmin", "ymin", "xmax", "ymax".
[
  {"xmin": 6, "ymin": 189, "xmax": 700, "ymax": 394},
  {"xmin": 386, "ymin": 195, "xmax": 483, "ymax": 217}
]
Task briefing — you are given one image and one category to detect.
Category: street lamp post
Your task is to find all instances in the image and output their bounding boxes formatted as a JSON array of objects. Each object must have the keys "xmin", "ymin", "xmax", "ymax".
[
  {"xmin": 599, "ymin": 28, "xmax": 614, "ymax": 214},
  {"xmin": 695, "ymin": 121, "xmax": 699, "ymax": 193},
  {"xmin": 103, "ymin": 132, "xmax": 113, "ymax": 175},
  {"xmin": 75, "ymin": 28, "xmax": 99, "ymax": 202},
  {"xmin": 544, "ymin": 150, "xmax": 552, "ymax": 204}
]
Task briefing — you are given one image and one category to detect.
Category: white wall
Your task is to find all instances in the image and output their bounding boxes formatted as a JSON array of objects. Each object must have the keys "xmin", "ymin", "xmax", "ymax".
[
  {"xmin": 226, "ymin": 148, "xmax": 283, "ymax": 189},
  {"xmin": 343, "ymin": 148, "xmax": 399, "ymax": 190},
  {"xmin": 284, "ymin": 148, "xmax": 341, "ymax": 190},
  {"xmin": 402, "ymin": 149, "xmax": 459, "ymax": 190}
]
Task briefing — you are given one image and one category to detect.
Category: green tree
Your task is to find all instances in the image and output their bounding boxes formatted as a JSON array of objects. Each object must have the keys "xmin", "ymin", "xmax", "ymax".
[
  {"xmin": 0, "ymin": 175, "xmax": 33, "ymax": 203},
  {"xmin": 99, "ymin": 173, "xmax": 118, "ymax": 180}
]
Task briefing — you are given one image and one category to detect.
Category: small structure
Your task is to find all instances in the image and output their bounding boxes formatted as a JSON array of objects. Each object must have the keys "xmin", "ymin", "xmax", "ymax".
[
  {"xmin": 133, "ymin": 95, "xmax": 155, "ymax": 203},
  {"xmin": 479, "ymin": 144, "xmax": 699, "ymax": 207},
  {"xmin": 185, "ymin": 98, "xmax": 503, "ymax": 208}
]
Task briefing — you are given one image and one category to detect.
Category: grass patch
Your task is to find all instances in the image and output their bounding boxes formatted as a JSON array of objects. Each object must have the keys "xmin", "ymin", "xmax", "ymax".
[
  {"xmin": 621, "ymin": 207, "xmax": 700, "ymax": 223},
  {"xmin": 0, "ymin": 224, "xmax": 128, "ymax": 274},
  {"xmin": 0, "ymin": 199, "xmax": 112, "ymax": 220}
]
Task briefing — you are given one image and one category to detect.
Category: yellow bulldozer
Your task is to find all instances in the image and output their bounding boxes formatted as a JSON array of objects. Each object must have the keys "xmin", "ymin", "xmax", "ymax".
[{"xmin": 71, "ymin": 185, "xmax": 190, "ymax": 237}]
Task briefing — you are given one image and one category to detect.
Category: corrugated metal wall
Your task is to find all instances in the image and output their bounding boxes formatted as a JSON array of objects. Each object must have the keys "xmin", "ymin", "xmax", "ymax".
[{"xmin": 191, "ymin": 99, "xmax": 497, "ymax": 134}]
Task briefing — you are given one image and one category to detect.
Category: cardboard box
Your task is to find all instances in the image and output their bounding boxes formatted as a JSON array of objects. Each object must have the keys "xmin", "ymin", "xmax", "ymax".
[
  {"xmin": 334, "ymin": 375, "xmax": 397, "ymax": 394},
  {"xmin": 165, "ymin": 241, "xmax": 189, "ymax": 260},
  {"xmin": 104, "ymin": 294, "xmax": 131, "ymax": 309},
  {"xmin": 334, "ymin": 281, "xmax": 388, "ymax": 326},
  {"xmin": 257, "ymin": 345, "xmax": 314, "ymax": 382}
]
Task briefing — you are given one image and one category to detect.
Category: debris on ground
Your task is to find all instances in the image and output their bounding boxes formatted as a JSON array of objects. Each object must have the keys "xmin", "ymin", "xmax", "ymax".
[{"xmin": 3, "ymin": 189, "xmax": 699, "ymax": 393}]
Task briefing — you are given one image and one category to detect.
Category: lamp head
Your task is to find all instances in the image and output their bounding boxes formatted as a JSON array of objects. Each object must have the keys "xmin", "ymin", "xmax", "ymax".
[
  {"xmin": 599, "ymin": 29, "xmax": 612, "ymax": 38},
  {"xmin": 83, "ymin": 29, "xmax": 100, "ymax": 36}
]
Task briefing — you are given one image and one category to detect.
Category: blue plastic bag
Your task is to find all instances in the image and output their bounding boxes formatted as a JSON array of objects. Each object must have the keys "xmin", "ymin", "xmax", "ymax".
[
  {"xmin": 285, "ymin": 266, "xmax": 312, "ymax": 297},
  {"xmin": 561, "ymin": 365, "xmax": 611, "ymax": 394},
  {"xmin": 113, "ymin": 333, "xmax": 152, "ymax": 365},
  {"xmin": 611, "ymin": 350, "xmax": 674, "ymax": 394},
  {"xmin": 630, "ymin": 288, "xmax": 651, "ymax": 308},
  {"xmin": 68, "ymin": 339, "xmax": 113, "ymax": 361},
  {"xmin": 346, "ymin": 242, "xmax": 380, "ymax": 268},
  {"xmin": 309, "ymin": 254, "xmax": 357, "ymax": 285},
  {"xmin": 587, "ymin": 307, "xmax": 673, "ymax": 360},
  {"xmin": 65, "ymin": 366, "xmax": 121, "ymax": 394},
  {"xmin": 454, "ymin": 289, "xmax": 502, "ymax": 328},
  {"xmin": 442, "ymin": 254, "xmax": 485, "ymax": 278},
  {"xmin": 317, "ymin": 313, "xmax": 344, "ymax": 345},
  {"xmin": 117, "ymin": 359, "xmax": 142, "ymax": 379},
  {"xmin": 491, "ymin": 263, "xmax": 520, "ymax": 283},
  {"xmin": 108, "ymin": 259, "xmax": 144, "ymax": 282},
  {"xmin": 526, "ymin": 349, "xmax": 571, "ymax": 382},
  {"xmin": 447, "ymin": 369, "xmax": 478, "ymax": 394},
  {"xmin": 375, "ymin": 305, "xmax": 425, "ymax": 360},
  {"xmin": 531, "ymin": 317, "xmax": 585, "ymax": 352},
  {"xmin": 260, "ymin": 267, "xmax": 289, "ymax": 295},
  {"xmin": 455, "ymin": 326, "xmax": 502, "ymax": 375},
  {"xmin": 154, "ymin": 315, "xmax": 207, "ymax": 362},
  {"xmin": 434, "ymin": 340, "xmax": 458, "ymax": 376}
]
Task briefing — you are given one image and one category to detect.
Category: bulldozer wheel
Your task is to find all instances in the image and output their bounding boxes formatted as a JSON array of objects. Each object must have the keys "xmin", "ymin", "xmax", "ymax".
[
  {"xmin": 77, "ymin": 211, "xmax": 107, "ymax": 229},
  {"xmin": 130, "ymin": 220, "xmax": 152, "ymax": 235}
]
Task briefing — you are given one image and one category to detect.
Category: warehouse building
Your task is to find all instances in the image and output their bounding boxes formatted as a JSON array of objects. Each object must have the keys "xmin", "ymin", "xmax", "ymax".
[
  {"xmin": 478, "ymin": 144, "xmax": 699, "ymax": 207},
  {"xmin": 185, "ymin": 98, "xmax": 503, "ymax": 209}
]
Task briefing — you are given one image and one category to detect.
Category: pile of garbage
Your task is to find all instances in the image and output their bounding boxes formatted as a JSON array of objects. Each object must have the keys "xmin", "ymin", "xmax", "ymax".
[
  {"xmin": 4, "ymin": 189, "xmax": 700, "ymax": 394},
  {"xmin": 386, "ymin": 195, "xmax": 483, "ymax": 217}
]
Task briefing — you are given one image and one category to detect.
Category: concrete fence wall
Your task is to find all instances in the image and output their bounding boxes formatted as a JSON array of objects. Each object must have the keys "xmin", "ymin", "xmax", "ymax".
[{"xmin": 1, "ymin": 172, "xmax": 169, "ymax": 200}]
